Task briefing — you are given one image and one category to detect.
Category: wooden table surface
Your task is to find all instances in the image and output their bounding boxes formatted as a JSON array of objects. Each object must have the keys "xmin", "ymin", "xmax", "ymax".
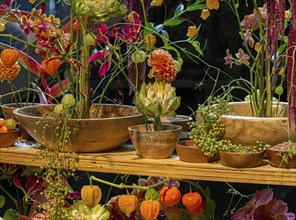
[{"xmin": 0, "ymin": 141, "xmax": 295, "ymax": 186}]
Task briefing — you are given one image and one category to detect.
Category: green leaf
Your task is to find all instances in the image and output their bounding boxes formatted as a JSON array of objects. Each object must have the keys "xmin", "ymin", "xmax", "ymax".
[
  {"xmin": 163, "ymin": 18, "xmax": 185, "ymax": 26},
  {"xmin": 190, "ymin": 41, "xmax": 203, "ymax": 56},
  {"xmin": 174, "ymin": 4, "xmax": 185, "ymax": 16},
  {"xmin": 143, "ymin": 22, "xmax": 154, "ymax": 37},
  {"xmin": 0, "ymin": 195, "xmax": 5, "ymax": 209},
  {"xmin": 187, "ymin": 4, "xmax": 206, "ymax": 11},
  {"xmin": 145, "ymin": 188, "xmax": 160, "ymax": 200},
  {"xmin": 204, "ymin": 197, "xmax": 216, "ymax": 219},
  {"xmin": 162, "ymin": 45, "xmax": 181, "ymax": 59},
  {"xmin": 160, "ymin": 30, "xmax": 169, "ymax": 46},
  {"xmin": 204, "ymin": 186, "xmax": 211, "ymax": 197},
  {"xmin": 154, "ymin": 24, "xmax": 164, "ymax": 33}
]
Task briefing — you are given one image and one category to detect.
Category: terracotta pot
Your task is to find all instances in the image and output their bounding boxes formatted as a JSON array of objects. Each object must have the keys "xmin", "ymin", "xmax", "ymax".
[
  {"xmin": 266, "ymin": 147, "xmax": 296, "ymax": 168},
  {"xmin": 13, "ymin": 104, "xmax": 144, "ymax": 152},
  {"xmin": 128, "ymin": 124, "xmax": 182, "ymax": 159},
  {"xmin": 0, "ymin": 128, "xmax": 19, "ymax": 147},
  {"xmin": 176, "ymin": 140, "xmax": 218, "ymax": 163},
  {"xmin": 219, "ymin": 150, "xmax": 265, "ymax": 168},
  {"xmin": 220, "ymin": 102, "xmax": 288, "ymax": 146}
]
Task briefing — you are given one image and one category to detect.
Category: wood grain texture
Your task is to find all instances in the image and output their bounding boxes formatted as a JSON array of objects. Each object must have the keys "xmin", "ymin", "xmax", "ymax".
[{"xmin": 0, "ymin": 143, "xmax": 295, "ymax": 186}]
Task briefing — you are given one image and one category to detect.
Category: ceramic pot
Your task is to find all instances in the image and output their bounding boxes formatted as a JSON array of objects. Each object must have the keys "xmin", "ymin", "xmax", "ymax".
[
  {"xmin": 220, "ymin": 102, "xmax": 288, "ymax": 146},
  {"xmin": 128, "ymin": 124, "xmax": 182, "ymax": 159},
  {"xmin": 219, "ymin": 150, "xmax": 265, "ymax": 168},
  {"xmin": 0, "ymin": 128, "xmax": 19, "ymax": 148},
  {"xmin": 13, "ymin": 104, "xmax": 143, "ymax": 152},
  {"xmin": 176, "ymin": 140, "xmax": 218, "ymax": 163},
  {"xmin": 1, "ymin": 103, "xmax": 42, "ymax": 139},
  {"xmin": 266, "ymin": 146, "xmax": 296, "ymax": 168}
]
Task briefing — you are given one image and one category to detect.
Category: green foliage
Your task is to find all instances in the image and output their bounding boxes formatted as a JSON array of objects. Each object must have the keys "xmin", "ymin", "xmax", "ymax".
[{"xmin": 189, "ymin": 95, "xmax": 232, "ymax": 157}]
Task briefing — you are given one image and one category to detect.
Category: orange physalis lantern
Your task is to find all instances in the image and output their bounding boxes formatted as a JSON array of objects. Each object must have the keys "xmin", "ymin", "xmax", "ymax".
[
  {"xmin": 41, "ymin": 58, "xmax": 61, "ymax": 77},
  {"xmin": 182, "ymin": 192, "xmax": 204, "ymax": 217},
  {"xmin": 118, "ymin": 194, "xmax": 138, "ymax": 217},
  {"xmin": 159, "ymin": 185, "xmax": 181, "ymax": 207},
  {"xmin": 1, "ymin": 49, "xmax": 20, "ymax": 68},
  {"xmin": 140, "ymin": 200, "xmax": 161, "ymax": 220},
  {"xmin": 81, "ymin": 185, "xmax": 102, "ymax": 207}
]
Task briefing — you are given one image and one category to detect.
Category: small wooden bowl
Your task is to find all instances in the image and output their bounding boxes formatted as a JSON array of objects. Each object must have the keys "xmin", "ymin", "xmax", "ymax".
[
  {"xmin": 0, "ymin": 128, "xmax": 19, "ymax": 148},
  {"xmin": 266, "ymin": 148, "xmax": 296, "ymax": 168},
  {"xmin": 219, "ymin": 150, "xmax": 265, "ymax": 168},
  {"xmin": 176, "ymin": 140, "xmax": 218, "ymax": 163}
]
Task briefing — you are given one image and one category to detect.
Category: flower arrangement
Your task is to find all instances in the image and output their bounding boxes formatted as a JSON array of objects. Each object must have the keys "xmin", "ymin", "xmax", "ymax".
[{"xmin": 223, "ymin": 0, "xmax": 290, "ymax": 117}]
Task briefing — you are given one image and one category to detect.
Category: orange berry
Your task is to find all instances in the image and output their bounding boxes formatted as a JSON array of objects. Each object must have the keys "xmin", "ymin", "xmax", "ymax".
[
  {"xmin": 0, "ymin": 118, "xmax": 5, "ymax": 127},
  {"xmin": 118, "ymin": 194, "xmax": 138, "ymax": 217},
  {"xmin": 0, "ymin": 126, "xmax": 8, "ymax": 133},
  {"xmin": 159, "ymin": 186, "xmax": 181, "ymax": 207}
]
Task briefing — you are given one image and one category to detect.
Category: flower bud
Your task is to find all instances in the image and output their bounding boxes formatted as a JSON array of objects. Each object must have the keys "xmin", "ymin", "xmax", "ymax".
[
  {"xmin": 61, "ymin": 94, "xmax": 76, "ymax": 107},
  {"xmin": 131, "ymin": 50, "xmax": 146, "ymax": 64},
  {"xmin": 201, "ymin": 9, "xmax": 210, "ymax": 20},
  {"xmin": 145, "ymin": 34, "xmax": 156, "ymax": 50},
  {"xmin": 187, "ymin": 26, "xmax": 198, "ymax": 38},
  {"xmin": 174, "ymin": 60, "xmax": 182, "ymax": 73}
]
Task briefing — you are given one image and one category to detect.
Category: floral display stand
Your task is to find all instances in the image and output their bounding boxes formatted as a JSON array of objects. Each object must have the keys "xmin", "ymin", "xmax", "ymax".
[{"xmin": 0, "ymin": 142, "xmax": 295, "ymax": 186}]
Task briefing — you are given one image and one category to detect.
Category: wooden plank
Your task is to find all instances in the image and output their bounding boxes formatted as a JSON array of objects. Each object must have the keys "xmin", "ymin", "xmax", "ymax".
[{"xmin": 0, "ymin": 143, "xmax": 295, "ymax": 186}]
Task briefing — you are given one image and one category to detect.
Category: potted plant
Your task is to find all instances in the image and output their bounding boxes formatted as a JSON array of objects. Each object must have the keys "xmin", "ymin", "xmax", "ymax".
[
  {"xmin": 177, "ymin": 95, "xmax": 231, "ymax": 163},
  {"xmin": 129, "ymin": 79, "xmax": 182, "ymax": 159},
  {"xmin": 219, "ymin": 141, "xmax": 269, "ymax": 168},
  {"xmin": 221, "ymin": 0, "xmax": 290, "ymax": 146}
]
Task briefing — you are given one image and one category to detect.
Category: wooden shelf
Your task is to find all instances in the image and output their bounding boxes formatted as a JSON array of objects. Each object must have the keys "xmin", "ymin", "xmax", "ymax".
[{"xmin": 0, "ymin": 142, "xmax": 296, "ymax": 186}]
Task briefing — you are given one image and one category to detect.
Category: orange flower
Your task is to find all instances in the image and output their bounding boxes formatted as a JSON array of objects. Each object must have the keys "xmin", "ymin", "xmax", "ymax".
[
  {"xmin": 206, "ymin": 0, "xmax": 219, "ymax": 10},
  {"xmin": 187, "ymin": 26, "xmax": 198, "ymax": 38},
  {"xmin": 201, "ymin": 9, "xmax": 211, "ymax": 20},
  {"xmin": 151, "ymin": 0, "xmax": 163, "ymax": 7},
  {"xmin": 148, "ymin": 49, "xmax": 177, "ymax": 83},
  {"xmin": 0, "ymin": 61, "xmax": 20, "ymax": 81},
  {"xmin": 41, "ymin": 58, "xmax": 61, "ymax": 77},
  {"xmin": 1, "ymin": 49, "xmax": 20, "ymax": 68},
  {"xmin": 145, "ymin": 34, "xmax": 157, "ymax": 50}
]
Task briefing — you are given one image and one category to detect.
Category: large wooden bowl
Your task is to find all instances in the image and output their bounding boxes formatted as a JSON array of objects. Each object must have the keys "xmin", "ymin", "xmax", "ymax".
[
  {"xmin": 13, "ymin": 104, "xmax": 143, "ymax": 152},
  {"xmin": 220, "ymin": 102, "xmax": 288, "ymax": 146}
]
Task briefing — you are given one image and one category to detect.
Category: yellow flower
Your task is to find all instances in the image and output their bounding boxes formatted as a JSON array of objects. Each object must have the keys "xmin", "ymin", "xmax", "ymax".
[
  {"xmin": 206, "ymin": 0, "xmax": 219, "ymax": 10},
  {"xmin": 201, "ymin": 9, "xmax": 211, "ymax": 20},
  {"xmin": 148, "ymin": 49, "xmax": 177, "ymax": 83},
  {"xmin": 145, "ymin": 34, "xmax": 157, "ymax": 50},
  {"xmin": 29, "ymin": 0, "xmax": 36, "ymax": 3},
  {"xmin": 187, "ymin": 26, "xmax": 198, "ymax": 38},
  {"xmin": 151, "ymin": 0, "xmax": 163, "ymax": 7},
  {"xmin": 0, "ymin": 61, "xmax": 20, "ymax": 81}
]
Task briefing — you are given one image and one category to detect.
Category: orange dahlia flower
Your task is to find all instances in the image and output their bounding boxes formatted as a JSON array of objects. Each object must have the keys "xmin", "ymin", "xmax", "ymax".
[
  {"xmin": 0, "ymin": 61, "xmax": 20, "ymax": 81},
  {"xmin": 148, "ymin": 49, "xmax": 177, "ymax": 83}
]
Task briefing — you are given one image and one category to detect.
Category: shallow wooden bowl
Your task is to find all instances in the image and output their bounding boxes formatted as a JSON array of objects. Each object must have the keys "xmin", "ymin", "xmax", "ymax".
[{"xmin": 0, "ymin": 128, "xmax": 19, "ymax": 148}]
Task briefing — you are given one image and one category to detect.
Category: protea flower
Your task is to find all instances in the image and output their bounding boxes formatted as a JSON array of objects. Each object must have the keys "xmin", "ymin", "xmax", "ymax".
[{"xmin": 135, "ymin": 81, "xmax": 180, "ymax": 131}]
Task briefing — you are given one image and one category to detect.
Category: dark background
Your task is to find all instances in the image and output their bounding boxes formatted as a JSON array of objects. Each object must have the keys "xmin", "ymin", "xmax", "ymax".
[{"xmin": 0, "ymin": 0, "xmax": 295, "ymax": 219}]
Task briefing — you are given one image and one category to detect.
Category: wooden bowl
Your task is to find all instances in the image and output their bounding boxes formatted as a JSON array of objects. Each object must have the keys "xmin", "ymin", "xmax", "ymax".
[
  {"xmin": 0, "ymin": 128, "xmax": 19, "ymax": 148},
  {"xmin": 176, "ymin": 140, "xmax": 218, "ymax": 163},
  {"xmin": 266, "ymin": 147, "xmax": 296, "ymax": 168},
  {"xmin": 219, "ymin": 150, "xmax": 265, "ymax": 168}
]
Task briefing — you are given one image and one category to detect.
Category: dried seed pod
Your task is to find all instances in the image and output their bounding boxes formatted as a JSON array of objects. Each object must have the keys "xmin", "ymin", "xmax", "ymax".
[
  {"xmin": 159, "ymin": 186, "xmax": 181, "ymax": 207},
  {"xmin": 140, "ymin": 200, "xmax": 161, "ymax": 220},
  {"xmin": 81, "ymin": 185, "xmax": 102, "ymax": 207},
  {"xmin": 118, "ymin": 194, "xmax": 138, "ymax": 217},
  {"xmin": 41, "ymin": 58, "xmax": 61, "ymax": 77},
  {"xmin": 1, "ymin": 49, "xmax": 20, "ymax": 68}
]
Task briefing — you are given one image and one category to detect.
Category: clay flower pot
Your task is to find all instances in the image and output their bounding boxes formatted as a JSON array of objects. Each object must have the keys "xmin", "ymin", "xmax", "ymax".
[
  {"xmin": 0, "ymin": 128, "xmax": 19, "ymax": 148},
  {"xmin": 219, "ymin": 150, "xmax": 265, "ymax": 168},
  {"xmin": 176, "ymin": 140, "xmax": 218, "ymax": 163},
  {"xmin": 266, "ymin": 142, "xmax": 296, "ymax": 168},
  {"xmin": 128, "ymin": 124, "xmax": 182, "ymax": 159}
]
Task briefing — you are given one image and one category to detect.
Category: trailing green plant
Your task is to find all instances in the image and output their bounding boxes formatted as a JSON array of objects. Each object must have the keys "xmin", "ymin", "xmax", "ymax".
[
  {"xmin": 188, "ymin": 95, "xmax": 232, "ymax": 157},
  {"xmin": 220, "ymin": 141, "xmax": 270, "ymax": 153},
  {"xmin": 273, "ymin": 141, "xmax": 296, "ymax": 164},
  {"xmin": 34, "ymin": 94, "xmax": 79, "ymax": 219}
]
